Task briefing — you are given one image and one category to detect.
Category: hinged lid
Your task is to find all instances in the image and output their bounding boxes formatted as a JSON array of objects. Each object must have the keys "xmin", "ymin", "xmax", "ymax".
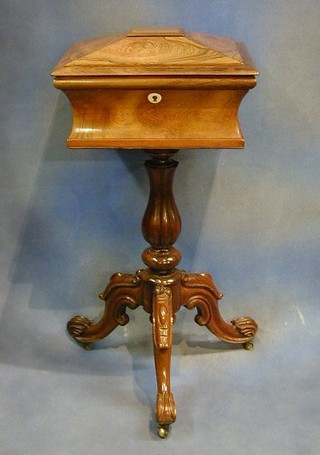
[{"xmin": 51, "ymin": 28, "xmax": 257, "ymax": 77}]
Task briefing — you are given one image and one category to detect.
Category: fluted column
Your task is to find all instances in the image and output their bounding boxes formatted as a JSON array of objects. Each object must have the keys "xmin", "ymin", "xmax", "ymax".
[{"xmin": 141, "ymin": 150, "xmax": 181, "ymax": 273}]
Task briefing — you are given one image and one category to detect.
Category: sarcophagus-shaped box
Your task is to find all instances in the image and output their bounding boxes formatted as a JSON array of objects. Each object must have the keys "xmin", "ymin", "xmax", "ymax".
[{"xmin": 52, "ymin": 28, "xmax": 257, "ymax": 149}]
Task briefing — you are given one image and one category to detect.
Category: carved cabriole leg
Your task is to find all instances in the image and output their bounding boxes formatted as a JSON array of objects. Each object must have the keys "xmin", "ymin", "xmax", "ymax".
[
  {"xmin": 67, "ymin": 272, "xmax": 142, "ymax": 345},
  {"xmin": 141, "ymin": 150, "xmax": 181, "ymax": 437},
  {"xmin": 152, "ymin": 285, "xmax": 176, "ymax": 429},
  {"xmin": 181, "ymin": 272, "xmax": 258, "ymax": 344}
]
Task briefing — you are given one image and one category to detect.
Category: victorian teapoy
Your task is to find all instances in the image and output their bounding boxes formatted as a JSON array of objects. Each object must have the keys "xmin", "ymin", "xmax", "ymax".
[{"xmin": 51, "ymin": 28, "xmax": 258, "ymax": 438}]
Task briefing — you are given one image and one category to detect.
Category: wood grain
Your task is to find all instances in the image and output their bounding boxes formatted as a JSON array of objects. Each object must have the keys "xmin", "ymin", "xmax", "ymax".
[
  {"xmin": 54, "ymin": 72, "xmax": 256, "ymax": 149},
  {"xmin": 61, "ymin": 88, "xmax": 248, "ymax": 149},
  {"xmin": 52, "ymin": 28, "xmax": 257, "ymax": 150},
  {"xmin": 51, "ymin": 29, "xmax": 257, "ymax": 76}
]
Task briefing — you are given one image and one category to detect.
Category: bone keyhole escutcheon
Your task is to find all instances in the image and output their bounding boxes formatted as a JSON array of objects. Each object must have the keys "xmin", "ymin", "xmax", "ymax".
[{"xmin": 148, "ymin": 92, "xmax": 162, "ymax": 104}]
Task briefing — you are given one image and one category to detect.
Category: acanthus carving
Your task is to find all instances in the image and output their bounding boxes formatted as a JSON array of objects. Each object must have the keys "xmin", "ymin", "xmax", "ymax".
[
  {"xmin": 152, "ymin": 285, "xmax": 173, "ymax": 349},
  {"xmin": 152, "ymin": 283, "xmax": 176, "ymax": 426},
  {"xmin": 181, "ymin": 272, "xmax": 258, "ymax": 343},
  {"xmin": 66, "ymin": 272, "xmax": 142, "ymax": 344},
  {"xmin": 67, "ymin": 315, "xmax": 93, "ymax": 339},
  {"xmin": 231, "ymin": 316, "xmax": 258, "ymax": 339},
  {"xmin": 156, "ymin": 391, "xmax": 176, "ymax": 425}
]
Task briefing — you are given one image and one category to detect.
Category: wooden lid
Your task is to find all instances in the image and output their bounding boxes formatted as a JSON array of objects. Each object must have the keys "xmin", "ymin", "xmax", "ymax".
[{"xmin": 51, "ymin": 28, "xmax": 257, "ymax": 77}]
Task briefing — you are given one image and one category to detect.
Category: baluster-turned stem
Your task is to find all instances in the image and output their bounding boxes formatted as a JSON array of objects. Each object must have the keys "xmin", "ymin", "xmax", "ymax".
[{"xmin": 142, "ymin": 150, "xmax": 181, "ymax": 273}]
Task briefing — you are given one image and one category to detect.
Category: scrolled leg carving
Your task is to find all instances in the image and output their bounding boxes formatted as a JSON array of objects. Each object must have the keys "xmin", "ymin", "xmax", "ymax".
[
  {"xmin": 152, "ymin": 285, "xmax": 176, "ymax": 427},
  {"xmin": 156, "ymin": 391, "xmax": 176, "ymax": 426},
  {"xmin": 67, "ymin": 315, "xmax": 93, "ymax": 339},
  {"xmin": 181, "ymin": 272, "xmax": 258, "ymax": 344},
  {"xmin": 231, "ymin": 316, "xmax": 258, "ymax": 339},
  {"xmin": 67, "ymin": 272, "xmax": 142, "ymax": 345}
]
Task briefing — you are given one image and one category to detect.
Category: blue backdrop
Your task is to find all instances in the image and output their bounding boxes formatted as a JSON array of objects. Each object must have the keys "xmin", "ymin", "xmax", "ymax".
[{"xmin": 1, "ymin": 1, "xmax": 319, "ymax": 454}]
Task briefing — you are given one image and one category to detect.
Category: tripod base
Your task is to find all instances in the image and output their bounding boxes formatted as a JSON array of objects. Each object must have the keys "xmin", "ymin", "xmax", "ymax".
[{"xmin": 67, "ymin": 267, "xmax": 257, "ymax": 437}]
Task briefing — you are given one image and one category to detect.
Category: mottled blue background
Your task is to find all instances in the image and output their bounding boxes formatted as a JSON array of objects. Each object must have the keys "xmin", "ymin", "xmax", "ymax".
[{"xmin": 1, "ymin": 1, "xmax": 319, "ymax": 454}]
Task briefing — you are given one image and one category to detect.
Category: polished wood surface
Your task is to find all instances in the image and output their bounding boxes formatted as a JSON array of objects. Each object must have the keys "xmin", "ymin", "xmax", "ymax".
[
  {"xmin": 52, "ymin": 28, "xmax": 257, "ymax": 150},
  {"xmin": 51, "ymin": 28, "xmax": 257, "ymax": 76},
  {"xmin": 58, "ymin": 87, "xmax": 249, "ymax": 149},
  {"xmin": 53, "ymin": 28, "xmax": 258, "ymax": 438}
]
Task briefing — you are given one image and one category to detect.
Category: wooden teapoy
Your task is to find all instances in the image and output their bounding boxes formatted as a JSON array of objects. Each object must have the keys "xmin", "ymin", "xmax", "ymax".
[{"xmin": 52, "ymin": 28, "xmax": 258, "ymax": 438}]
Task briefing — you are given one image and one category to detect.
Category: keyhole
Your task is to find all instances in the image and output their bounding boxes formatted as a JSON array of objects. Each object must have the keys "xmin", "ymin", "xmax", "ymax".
[{"xmin": 148, "ymin": 92, "xmax": 162, "ymax": 103}]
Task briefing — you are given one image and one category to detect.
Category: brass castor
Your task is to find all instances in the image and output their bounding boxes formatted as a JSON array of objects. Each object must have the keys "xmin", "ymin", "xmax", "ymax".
[
  {"xmin": 158, "ymin": 424, "xmax": 170, "ymax": 439},
  {"xmin": 83, "ymin": 342, "xmax": 94, "ymax": 351},
  {"xmin": 243, "ymin": 341, "xmax": 254, "ymax": 351}
]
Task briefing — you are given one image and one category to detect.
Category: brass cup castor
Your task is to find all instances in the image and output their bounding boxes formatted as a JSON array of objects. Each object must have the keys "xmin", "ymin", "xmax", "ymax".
[
  {"xmin": 243, "ymin": 341, "xmax": 254, "ymax": 351},
  {"xmin": 158, "ymin": 424, "xmax": 170, "ymax": 439}
]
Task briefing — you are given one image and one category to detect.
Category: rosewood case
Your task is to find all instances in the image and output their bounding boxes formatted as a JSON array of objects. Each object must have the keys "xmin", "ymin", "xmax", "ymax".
[{"xmin": 52, "ymin": 28, "xmax": 258, "ymax": 149}]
